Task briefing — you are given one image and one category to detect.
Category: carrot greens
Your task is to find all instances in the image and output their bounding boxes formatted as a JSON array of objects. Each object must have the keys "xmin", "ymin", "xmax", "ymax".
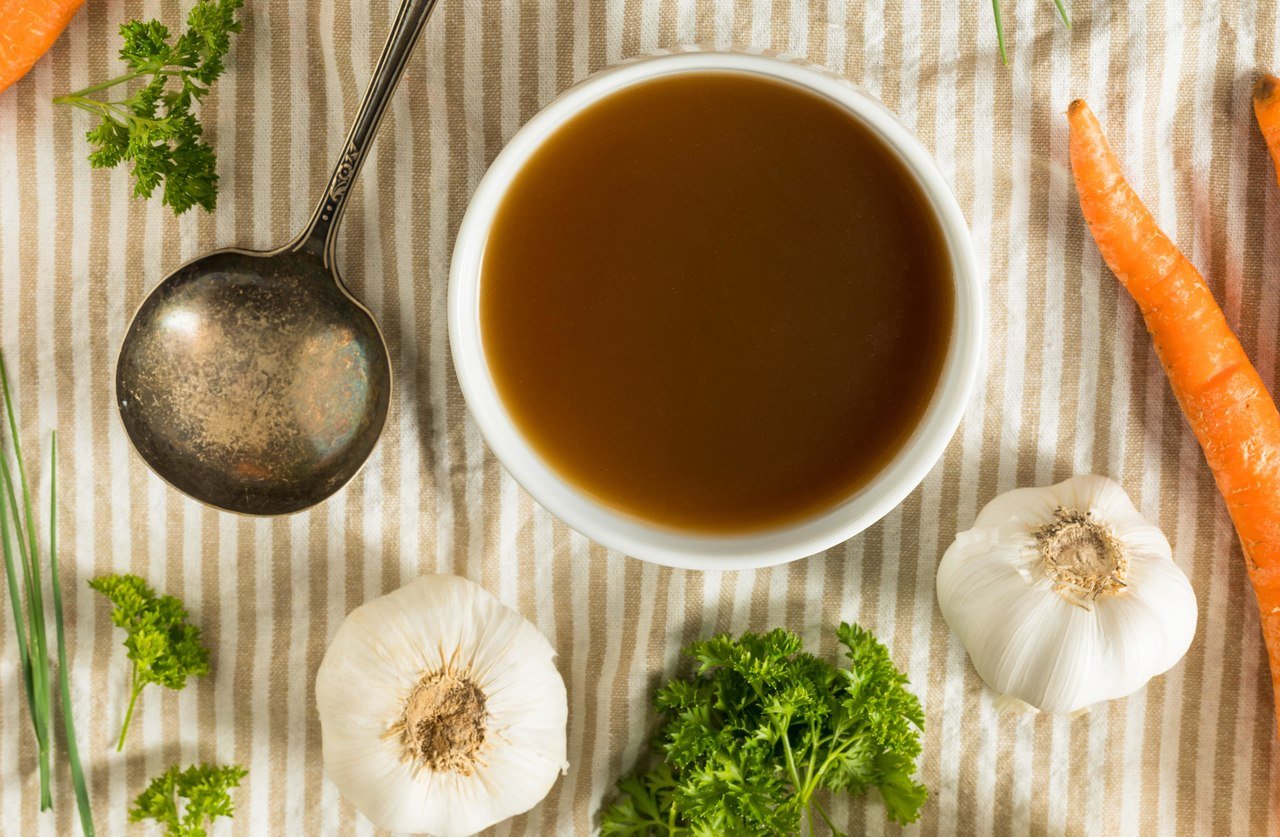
[
  {"xmin": 601, "ymin": 625, "xmax": 926, "ymax": 835},
  {"xmin": 0, "ymin": 353, "xmax": 94, "ymax": 834}
]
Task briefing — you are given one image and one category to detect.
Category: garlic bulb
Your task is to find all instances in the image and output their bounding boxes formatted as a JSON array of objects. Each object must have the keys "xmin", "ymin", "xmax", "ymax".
[
  {"xmin": 315, "ymin": 574, "xmax": 568, "ymax": 835},
  {"xmin": 936, "ymin": 474, "xmax": 1197, "ymax": 713}
]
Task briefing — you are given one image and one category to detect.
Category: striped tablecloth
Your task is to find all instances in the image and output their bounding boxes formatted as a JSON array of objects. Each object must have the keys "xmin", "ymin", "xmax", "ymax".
[{"xmin": 2, "ymin": 0, "xmax": 1279, "ymax": 834}]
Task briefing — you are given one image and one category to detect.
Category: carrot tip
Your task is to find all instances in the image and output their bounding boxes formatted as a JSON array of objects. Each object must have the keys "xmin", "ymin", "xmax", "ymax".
[
  {"xmin": 1067, "ymin": 99, "xmax": 1089, "ymax": 117},
  {"xmin": 1255, "ymin": 74, "xmax": 1280, "ymax": 105}
]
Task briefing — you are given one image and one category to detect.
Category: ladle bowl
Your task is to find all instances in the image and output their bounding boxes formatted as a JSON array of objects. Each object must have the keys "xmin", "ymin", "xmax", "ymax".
[
  {"xmin": 117, "ymin": 249, "xmax": 390, "ymax": 515},
  {"xmin": 116, "ymin": 0, "xmax": 439, "ymax": 515}
]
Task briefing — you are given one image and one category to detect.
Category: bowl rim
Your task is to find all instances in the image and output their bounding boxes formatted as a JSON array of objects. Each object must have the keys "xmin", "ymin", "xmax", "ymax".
[{"xmin": 448, "ymin": 50, "xmax": 985, "ymax": 570}]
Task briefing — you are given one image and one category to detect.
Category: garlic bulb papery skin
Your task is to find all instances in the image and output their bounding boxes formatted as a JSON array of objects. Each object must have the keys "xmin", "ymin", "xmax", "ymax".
[
  {"xmin": 315, "ymin": 573, "xmax": 569, "ymax": 836},
  {"xmin": 936, "ymin": 474, "xmax": 1197, "ymax": 714}
]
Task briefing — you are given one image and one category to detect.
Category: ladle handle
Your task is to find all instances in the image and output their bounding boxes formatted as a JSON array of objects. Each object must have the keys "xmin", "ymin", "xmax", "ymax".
[{"xmin": 294, "ymin": 0, "xmax": 440, "ymax": 265}]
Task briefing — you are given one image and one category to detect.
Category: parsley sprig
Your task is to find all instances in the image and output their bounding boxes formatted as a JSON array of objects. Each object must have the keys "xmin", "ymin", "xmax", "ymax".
[
  {"xmin": 602, "ymin": 625, "xmax": 927, "ymax": 835},
  {"xmin": 130, "ymin": 763, "xmax": 247, "ymax": 837},
  {"xmin": 88, "ymin": 573, "xmax": 210, "ymax": 751},
  {"xmin": 53, "ymin": 0, "xmax": 244, "ymax": 215}
]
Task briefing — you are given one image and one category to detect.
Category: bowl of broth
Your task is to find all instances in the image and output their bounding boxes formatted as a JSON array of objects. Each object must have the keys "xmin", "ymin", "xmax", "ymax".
[{"xmin": 449, "ymin": 51, "xmax": 982, "ymax": 569}]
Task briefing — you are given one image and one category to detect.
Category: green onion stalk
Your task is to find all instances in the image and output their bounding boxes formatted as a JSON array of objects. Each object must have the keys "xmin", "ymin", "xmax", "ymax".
[{"xmin": 0, "ymin": 353, "xmax": 94, "ymax": 835}]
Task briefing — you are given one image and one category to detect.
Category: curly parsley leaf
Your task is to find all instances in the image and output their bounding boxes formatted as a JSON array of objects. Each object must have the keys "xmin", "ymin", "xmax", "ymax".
[
  {"xmin": 601, "ymin": 624, "xmax": 927, "ymax": 835},
  {"xmin": 53, "ymin": 0, "xmax": 244, "ymax": 215},
  {"xmin": 130, "ymin": 763, "xmax": 246, "ymax": 837},
  {"xmin": 87, "ymin": 573, "xmax": 210, "ymax": 751}
]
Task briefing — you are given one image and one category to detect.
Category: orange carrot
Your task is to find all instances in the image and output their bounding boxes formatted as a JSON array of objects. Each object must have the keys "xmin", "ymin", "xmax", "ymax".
[
  {"xmin": 0, "ymin": 0, "xmax": 85, "ymax": 95},
  {"xmin": 1069, "ymin": 99, "xmax": 1280, "ymax": 737},
  {"xmin": 1256, "ymin": 74, "xmax": 1280, "ymax": 190}
]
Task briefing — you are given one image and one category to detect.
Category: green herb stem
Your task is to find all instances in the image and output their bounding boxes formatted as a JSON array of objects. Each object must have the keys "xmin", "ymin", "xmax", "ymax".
[
  {"xmin": 800, "ymin": 736, "xmax": 856, "ymax": 801},
  {"xmin": 49, "ymin": 435, "xmax": 95, "ymax": 835},
  {"xmin": 52, "ymin": 97, "xmax": 168, "ymax": 131},
  {"xmin": 56, "ymin": 66, "xmax": 188, "ymax": 101},
  {"xmin": 0, "ymin": 438, "xmax": 51, "ymax": 768},
  {"xmin": 992, "ymin": 0, "xmax": 1008, "ymax": 64},
  {"xmin": 780, "ymin": 723, "xmax": 803, "ymax": 797},
  {"xmin": 812, "ymin": 799, "xmax": 844, "ymax": 837},
  {"xmin": 0, "ymin": 473, "xmax": 36, "ymax": 728},
  {"xmin": 58, "ymin": 67, "xmax": 153, "ymax": 100},
  {"xmin": 1052, "ymin": 0, "xmax": 1071, "ymax": 26},
  {"xmin": 803, "ymin": 718, "xmax": 820, "ymax": 800},
  {"xmin": 989, "ymin": 0, "xmax": 1072, "ymax": 64},
  {"xmin": 2, "ymin": 368, "xmax": 36, "ymax": 570},
  {"xmin": 0, "ymin": 356, "xmax": 94, "ymax": 830},
  {"xmin": 117, "ymin": 670, "xmax": 144, "ymax": 753},
  {"xmin": 0, "ymin": 357, "xmax": 52, "ymax": 811}
]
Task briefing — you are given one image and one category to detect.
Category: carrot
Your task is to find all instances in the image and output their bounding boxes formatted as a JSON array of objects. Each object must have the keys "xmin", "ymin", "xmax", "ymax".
[
  {"xmin": 1068, "ymin": 99, "xmax": 1280, "ymax": 737},
  {"xmin": 0, "ymin": 0, "xmax": 85, "ymax": 95},
  {"xmin": 1256, "ymin": 74, "xmax": 1280, "ymax": 191}
]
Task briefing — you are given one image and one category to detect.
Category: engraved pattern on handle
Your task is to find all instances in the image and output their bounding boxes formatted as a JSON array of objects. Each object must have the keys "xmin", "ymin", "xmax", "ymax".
[
  {"xmin": 294, "ymin": 0, "xmax": 439, "ymax": 267},
  {"xmin": 318, "ymin": 139, "xmax": 363, "ymax": 224}
]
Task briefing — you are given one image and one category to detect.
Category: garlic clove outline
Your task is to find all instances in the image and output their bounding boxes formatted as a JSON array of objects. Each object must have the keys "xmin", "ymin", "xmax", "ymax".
[
  {"xmin": 316, "ymin": 573, "xmax": 569, "ymax": 836},
  {"xmin": 937, "ymin": 474, "xmax": 1197, "ymax": 714}
]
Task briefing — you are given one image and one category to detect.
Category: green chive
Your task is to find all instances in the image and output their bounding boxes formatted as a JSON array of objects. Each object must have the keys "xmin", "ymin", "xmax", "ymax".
[
  {"xmin": 0, "ymin": 354, "xmax": 93, "ymax": 829},
  {"xmin": 49, "ymin": 434, "xmax": 95, "ymax": 835},
  {"xmin": 1, "ymin": 354, "xmax": 43, "ymax": 598},
  {"xmin": 990, "ymin": 0, "xmax": 1072, "ymax": 64},
  {"xmin": 0, "ymin": 454, "xmax": 35, "ymax": 727},
  {"xmin": 992, "ymin": 0, "xmax": 1009, "ymax": 64},
  {"xmin": 1051, "ymin": 0, "xmax": 1071, "ymax": 27},
  {"xmin": 0, "ymin": 356, "xmax": 51, "ymax": 810}
]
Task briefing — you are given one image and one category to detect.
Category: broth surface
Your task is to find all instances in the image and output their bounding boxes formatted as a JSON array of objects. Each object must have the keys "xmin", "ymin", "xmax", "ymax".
[{"xmin": 480, "ymin": 71, "xmax": 954, "ymax": 532}]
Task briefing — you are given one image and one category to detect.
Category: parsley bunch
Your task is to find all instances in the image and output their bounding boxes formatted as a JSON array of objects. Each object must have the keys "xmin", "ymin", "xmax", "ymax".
[
  {"xmin": 53, "ymin": 0, "xmax": 244, "ymax": 215},
  {"xmin": 130, "ymin": 763, "xmax": 247, "ymax": 837},
  {"xmin": 602, "ymin": 625, "xmax": 927, "ymax": 835},
  {"xmin": 88, "ymin": 573, "xmax": 210, "ymax": 751}
]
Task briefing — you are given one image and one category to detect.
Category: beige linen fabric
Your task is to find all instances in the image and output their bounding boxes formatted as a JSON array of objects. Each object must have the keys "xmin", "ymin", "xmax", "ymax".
[{"xmin": 2, "ymin": 0, "xmax": 1279, "ymax": 834}]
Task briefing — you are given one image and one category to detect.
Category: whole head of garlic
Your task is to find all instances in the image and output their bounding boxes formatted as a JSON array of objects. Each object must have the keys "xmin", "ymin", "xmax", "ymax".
[
  {"xmin": 316, "ymin": 573, "xmax": 568, "ymax": 836},
  {"xmin": 936, "ymin": 474, "xmax": 1197, "ymax": 713}
]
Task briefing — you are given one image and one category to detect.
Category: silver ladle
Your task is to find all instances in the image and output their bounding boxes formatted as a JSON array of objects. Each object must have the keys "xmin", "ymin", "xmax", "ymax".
[{"xmin": 116, "ymin": 0, "xmax": 439, "ymax": 515}]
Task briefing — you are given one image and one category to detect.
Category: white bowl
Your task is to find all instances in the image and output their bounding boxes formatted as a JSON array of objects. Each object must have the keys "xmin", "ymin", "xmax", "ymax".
[{"xmin": 449, "ymin": 52, "xmax": 983, "ymax": 571}]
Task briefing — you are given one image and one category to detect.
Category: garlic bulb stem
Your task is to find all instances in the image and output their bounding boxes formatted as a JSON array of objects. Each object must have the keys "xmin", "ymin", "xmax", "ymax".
[
  {"xmin": 385, "ymin": 665, "xmax": 488, "ymax": 777},
  {"xmin": 1033, "ymin": 508, "xmax": 1128, "ymax": 608}
]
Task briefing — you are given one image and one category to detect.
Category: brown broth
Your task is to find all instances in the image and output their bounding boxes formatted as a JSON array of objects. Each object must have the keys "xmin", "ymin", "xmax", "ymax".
[{"xmin": 480, "ymin": 71, "xmax": 954, "ymax": 533}]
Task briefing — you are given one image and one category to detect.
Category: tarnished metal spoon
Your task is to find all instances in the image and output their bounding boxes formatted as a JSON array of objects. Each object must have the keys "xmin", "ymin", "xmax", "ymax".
[{"xmin": 116, "ymin": 0, "xmax": 439, "ymax": 515}]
